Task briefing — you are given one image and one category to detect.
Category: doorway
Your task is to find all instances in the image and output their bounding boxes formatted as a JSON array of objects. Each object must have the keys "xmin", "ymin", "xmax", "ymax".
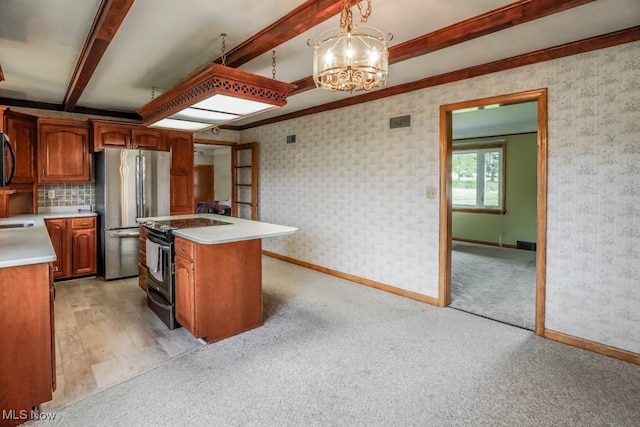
[
  {"xmin": 439, "ymin": 89, "xmax": 548, "ymax": 336},
  {"xmin": 193, "ymin": 141, "xmax": 233, "ymax": 211}
]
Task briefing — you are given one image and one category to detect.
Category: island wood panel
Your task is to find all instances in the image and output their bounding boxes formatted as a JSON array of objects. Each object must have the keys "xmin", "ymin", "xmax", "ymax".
[
  {"xmin": 0, "ymin": 262, "xmax": 53, "ymax": 424},
  {"xmin": 175, "ymin": 254, "xmax": 196, "ymax": 335},
  {"xmin": 175, "ymin": 237, "xmax": 263, "ymax": 343}
]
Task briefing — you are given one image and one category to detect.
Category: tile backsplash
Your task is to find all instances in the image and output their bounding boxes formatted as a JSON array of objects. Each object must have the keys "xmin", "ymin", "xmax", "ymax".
[{"xmin": 38, "ymin": 183, "xmax": 95, "ymax": 208}]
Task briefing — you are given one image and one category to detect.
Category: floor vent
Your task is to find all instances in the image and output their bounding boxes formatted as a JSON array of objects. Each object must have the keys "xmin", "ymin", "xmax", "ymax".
[{"xmin": 517, "ymin": 241, "xmax": 536, "ymax": 251}]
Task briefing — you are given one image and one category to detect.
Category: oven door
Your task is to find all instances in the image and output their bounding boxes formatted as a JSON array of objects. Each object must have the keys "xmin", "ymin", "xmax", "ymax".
[{"xmin": 145, "ymin": 232, "xmax": 174, "ymax": 304}]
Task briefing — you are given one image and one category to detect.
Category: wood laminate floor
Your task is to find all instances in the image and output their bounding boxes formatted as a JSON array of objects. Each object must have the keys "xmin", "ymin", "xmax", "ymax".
[{"xmin": 40, "ymin": 276, "xmax": 203, "ymax": 411}]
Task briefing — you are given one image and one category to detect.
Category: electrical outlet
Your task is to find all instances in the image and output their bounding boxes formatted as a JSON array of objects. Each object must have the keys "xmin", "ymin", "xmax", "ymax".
[
  {"xmin": 426, "ymin": 186, "xmax": 437, "ymax": 199},
  {"xmin": 48, "ymin": 190, "xmax": 55, "ymax": 199}
]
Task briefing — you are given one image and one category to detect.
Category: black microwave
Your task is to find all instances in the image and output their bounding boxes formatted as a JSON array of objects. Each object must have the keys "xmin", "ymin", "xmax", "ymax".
[{"xmin": 1, "ymin": 132, "xmax": 16, "ymax": 187}]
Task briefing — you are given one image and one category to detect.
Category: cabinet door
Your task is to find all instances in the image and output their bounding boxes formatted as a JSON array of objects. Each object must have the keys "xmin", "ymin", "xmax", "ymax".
[
  {"xmin": 167, "ymin": 131, "xmax": 194, "ymax": 214},
  {"xmin": 138, "ymin": 226, "xmax": 148, "ymax": 291},
  {"xmin": 45, "ymin": 219, "xmax": 69, "ymax": 278},
  {"xmin": 38, "ymin": 121, "xmax": 91, "ymax": 182},
  {"xmin": 132, "ymin": 128, "xmax": 162, "ymax": 150},
  {"xmin": 71, "ymin": 228, "xmax": 96, "ymax": 276},
  {"xmin": 175, "ymin": 255, "xmax": 196, "ymax": 335},
  {"xmin": 5, "ymin": 112, "xmax": 37, "ymax": 183},
  {"xmin": 167, "ymin": 131, "xmax": 193, "ymax": 174},
  {"xmin": 93, "ymin": 123, "xmax": 131, "ymax": 151}
]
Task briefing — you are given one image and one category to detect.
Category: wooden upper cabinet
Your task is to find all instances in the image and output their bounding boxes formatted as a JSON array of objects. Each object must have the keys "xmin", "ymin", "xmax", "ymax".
[
  {"xmin": 167, "ymin": 130, "xmax": 194, "ymax": 215},
  {"xmin": 91, "ymin": 120, "xmax": 163, "ymax": 151},
  {"xmin": 4, "ymin": 110, "xmax": 37, "ymax": 184},
  {"xmin": 38, "ymin": 118, "xmax": 91, "ymax": 183},
  {"xmin": 92, "ymin": 122, "xmax": 130, "ymax": 150},
  {"xmin": 167, "ymin": 131, "xmax": 193, "ymax": 174},
  {"xmin": 132, "ymin": 128, "xmax": 163, "ymax": 150}
]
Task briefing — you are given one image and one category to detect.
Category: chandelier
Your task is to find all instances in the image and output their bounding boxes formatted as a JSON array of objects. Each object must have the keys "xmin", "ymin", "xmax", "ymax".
[{"xmin": 309, "ymin": 0, "xmax": 391, "ymax": 93}]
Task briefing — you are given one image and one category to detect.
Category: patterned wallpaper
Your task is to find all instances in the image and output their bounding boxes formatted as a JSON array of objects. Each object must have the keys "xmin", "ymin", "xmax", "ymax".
[{"xmin": 242, "ymin": 41, "xmax": 640, "ymax": 354}]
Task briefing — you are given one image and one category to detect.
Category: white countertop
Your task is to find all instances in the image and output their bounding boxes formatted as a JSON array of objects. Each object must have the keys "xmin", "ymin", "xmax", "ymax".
[
  {"xmin": 38, "ymin": 206, "xmax": 97, "ymax": 219},
  {"xmin": 0, "ymin": 215, "xmax": 57, "ymax": 268},
  {"xmin": 137, "ymin": 214, "xmax": 297, "ymax": 244}
]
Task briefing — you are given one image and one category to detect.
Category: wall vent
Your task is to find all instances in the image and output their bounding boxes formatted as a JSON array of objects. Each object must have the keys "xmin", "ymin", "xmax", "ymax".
[
  {"xmin": 390, "ymin": 115, "xmax": 411, "ymax": 129},
  {"xmin": 286, "ymin": 134, "xmax": 296, "ymax": 144}
]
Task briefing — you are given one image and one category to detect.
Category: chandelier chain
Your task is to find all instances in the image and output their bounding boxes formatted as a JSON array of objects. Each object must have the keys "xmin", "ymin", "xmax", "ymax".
[
  {"xmin": 356, "ymin": 0, "xmax": 372, "ymax": 23},
  {"xmin": 340, "ymin": 0, "xmax": 372, "ymax": 29},
  {"xmin": 151, "ymin": 86, "xmax": 155, "ymax": 100},
  {"xmin": 272, "ymin": 50, "xmax": 277, "ymax": 79},
  {"xmin": 221, "ymin": 33, "xmax": 227, "ymax": 66}
]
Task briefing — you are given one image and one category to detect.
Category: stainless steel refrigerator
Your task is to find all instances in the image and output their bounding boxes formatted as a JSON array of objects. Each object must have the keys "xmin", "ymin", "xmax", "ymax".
[{"xmin": 95, "ymin": 149, "xmax": 170, "ymax": 280}]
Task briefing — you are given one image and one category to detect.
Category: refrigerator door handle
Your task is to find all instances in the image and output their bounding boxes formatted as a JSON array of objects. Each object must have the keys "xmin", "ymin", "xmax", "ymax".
[
  {"xmin": 140, "ymin": 154, "xmax": 146, "ymax": 217},
  {"xmin": 135, "ymin": 154, "xmax": 142, "ymax": 218}
]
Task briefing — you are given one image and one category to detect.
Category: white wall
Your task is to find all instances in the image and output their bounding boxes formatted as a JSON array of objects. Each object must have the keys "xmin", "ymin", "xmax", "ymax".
[{"xmin": 242, "ymin": 41, "xmax": 640, "ymax": 354}]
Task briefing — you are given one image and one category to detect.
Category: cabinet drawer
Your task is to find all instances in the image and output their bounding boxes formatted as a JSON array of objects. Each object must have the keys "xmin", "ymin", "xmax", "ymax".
[
  {"xmin": 71, "ymin": 216, "xmax": 95, "ymax": 229},
  {"xmin": 175, "ymin": 238, "xmax": 194, "ymax": 261}
]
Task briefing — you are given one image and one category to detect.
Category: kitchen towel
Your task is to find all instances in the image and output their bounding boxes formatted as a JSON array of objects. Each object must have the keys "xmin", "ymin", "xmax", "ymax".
[{"xmin": 145, "ymin": 238, "xmax": 164, "ymax": 282}]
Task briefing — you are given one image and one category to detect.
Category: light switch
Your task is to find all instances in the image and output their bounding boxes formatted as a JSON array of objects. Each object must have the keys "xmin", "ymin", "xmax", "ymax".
[
  {"xmin": 48, "ymin": 190, "xmax": 55, "ymax": 199},
  {"xmin": 426, "ymin": 186, "xmax": 437, "ymax": 199}
]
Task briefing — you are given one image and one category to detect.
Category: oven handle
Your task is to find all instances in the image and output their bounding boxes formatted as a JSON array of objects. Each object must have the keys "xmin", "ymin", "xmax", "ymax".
[
  {"xmin": 109, "ymin": 230, "xmax": 140, "ymax": 238},
  {"xmin": 146, "ymin": 233, "xmax": 172, "ymax": 249},
  {"xmin": 147, "ymin": 287, "xmax": 170, "ymax": 307}
]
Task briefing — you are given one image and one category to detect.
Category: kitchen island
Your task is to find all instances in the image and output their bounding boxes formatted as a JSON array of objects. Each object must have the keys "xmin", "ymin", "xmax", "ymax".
[{"xmin": 138, "ymin": 214, "xmax": 296, "ymax": 343}]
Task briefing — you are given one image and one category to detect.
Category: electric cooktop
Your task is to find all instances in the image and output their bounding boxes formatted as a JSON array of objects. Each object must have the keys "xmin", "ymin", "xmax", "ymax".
[
  {"xmin": 156, "ymin": 217, "xmax": 231, "ymax": 229},
  {"xmin": 144, "ymin": 216, "xmax": 232, "ymax": 233}
]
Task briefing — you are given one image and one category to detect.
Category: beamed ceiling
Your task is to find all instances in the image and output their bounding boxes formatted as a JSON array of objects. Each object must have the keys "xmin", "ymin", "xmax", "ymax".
[{"xmin": 0, "ymin": 0, "xmax": 638, "ymax": 130}]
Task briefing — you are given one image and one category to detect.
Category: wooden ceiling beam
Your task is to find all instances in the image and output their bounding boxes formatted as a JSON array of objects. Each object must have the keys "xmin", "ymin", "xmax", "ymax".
[
  {"xmin": 63, "ymin": 0, "xmax": 135, "ymax": 112},
  {"xmin": 290, "ymin": 0, "xmax": 595, "ymax": 96},
  {"xmin": 234, "ymin": 26, "xmax": 640, "ymax": 130},
  {"xmin": 218, "ymin": 0, "xmax": 352, "ymax": 68}
]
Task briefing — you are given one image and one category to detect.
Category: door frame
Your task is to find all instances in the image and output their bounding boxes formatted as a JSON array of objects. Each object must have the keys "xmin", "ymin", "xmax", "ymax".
[
  {"xmin": 232, "ymin": 142, "xmax": 259, "ymax": 220},
  {"xmin": 438, "ymin": 88, "xmax": 548, "ymax": 335}
]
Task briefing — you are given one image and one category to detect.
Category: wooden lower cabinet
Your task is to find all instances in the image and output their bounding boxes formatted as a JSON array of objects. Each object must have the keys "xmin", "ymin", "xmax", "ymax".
[
  {"xmin": 45, "ymin": 219, "xmax": 69, "ymax": 278},
  {"xmin": 71, "ymin": 227, "xmax": 96, "ymax": 276},
  {"xmin": 174, "ymin": 236, "xmax": 263, "ymax": 343},
  {"xmin": 44, "ymin": 216, "xmax": 96, "ymax": 280},
  {"xmin": 175, "ymin": 254, "xmax": 196, "ymax": 334},
  {"xmin": 0, "ymin": 262, "xmax": 55, "ymax": 425},
  {"xmin": 138, "ymin": 226, "xmax": 148, "ymax": 291}
]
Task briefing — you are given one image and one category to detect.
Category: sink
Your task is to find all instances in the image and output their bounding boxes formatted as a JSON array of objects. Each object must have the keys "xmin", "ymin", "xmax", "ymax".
[{"xmin": 0, "ymin": 221, "xmax": 35, "ymax": 229}]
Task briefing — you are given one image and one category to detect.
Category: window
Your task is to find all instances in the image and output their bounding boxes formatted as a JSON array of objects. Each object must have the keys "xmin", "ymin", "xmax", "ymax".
[{"xmin": 452, "ymin": 145, "xmax": 504, "ymax": 213}]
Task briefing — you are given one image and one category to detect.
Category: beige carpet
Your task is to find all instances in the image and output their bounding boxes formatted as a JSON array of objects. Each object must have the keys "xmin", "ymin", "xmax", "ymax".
[
  {"xmin": 451, "ymin": 241, "xmax": 536, "ymax": 330},
  {"xmin": 28, "ymin": 256, "xmax": 640, "ymax": 426}
]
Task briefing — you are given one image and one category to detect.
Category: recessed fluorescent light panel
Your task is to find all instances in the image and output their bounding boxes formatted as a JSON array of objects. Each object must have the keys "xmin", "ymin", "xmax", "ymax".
[
  {"xmin": 172, "ymin": 107, "xmax": 240, "ymax": 123},
  {"xmin": 149, "ymin": 118, "xmax": 212, "ymax": 131},
  {"xmin": 193, "ymin": 94, "xmax": 274, "ymax": 116}
]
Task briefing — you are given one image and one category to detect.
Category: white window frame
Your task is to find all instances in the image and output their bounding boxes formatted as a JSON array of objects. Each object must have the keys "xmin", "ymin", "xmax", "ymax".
[{"xmin": 452, "ymin": 144, "xmax": 505, "ymax": 214}]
